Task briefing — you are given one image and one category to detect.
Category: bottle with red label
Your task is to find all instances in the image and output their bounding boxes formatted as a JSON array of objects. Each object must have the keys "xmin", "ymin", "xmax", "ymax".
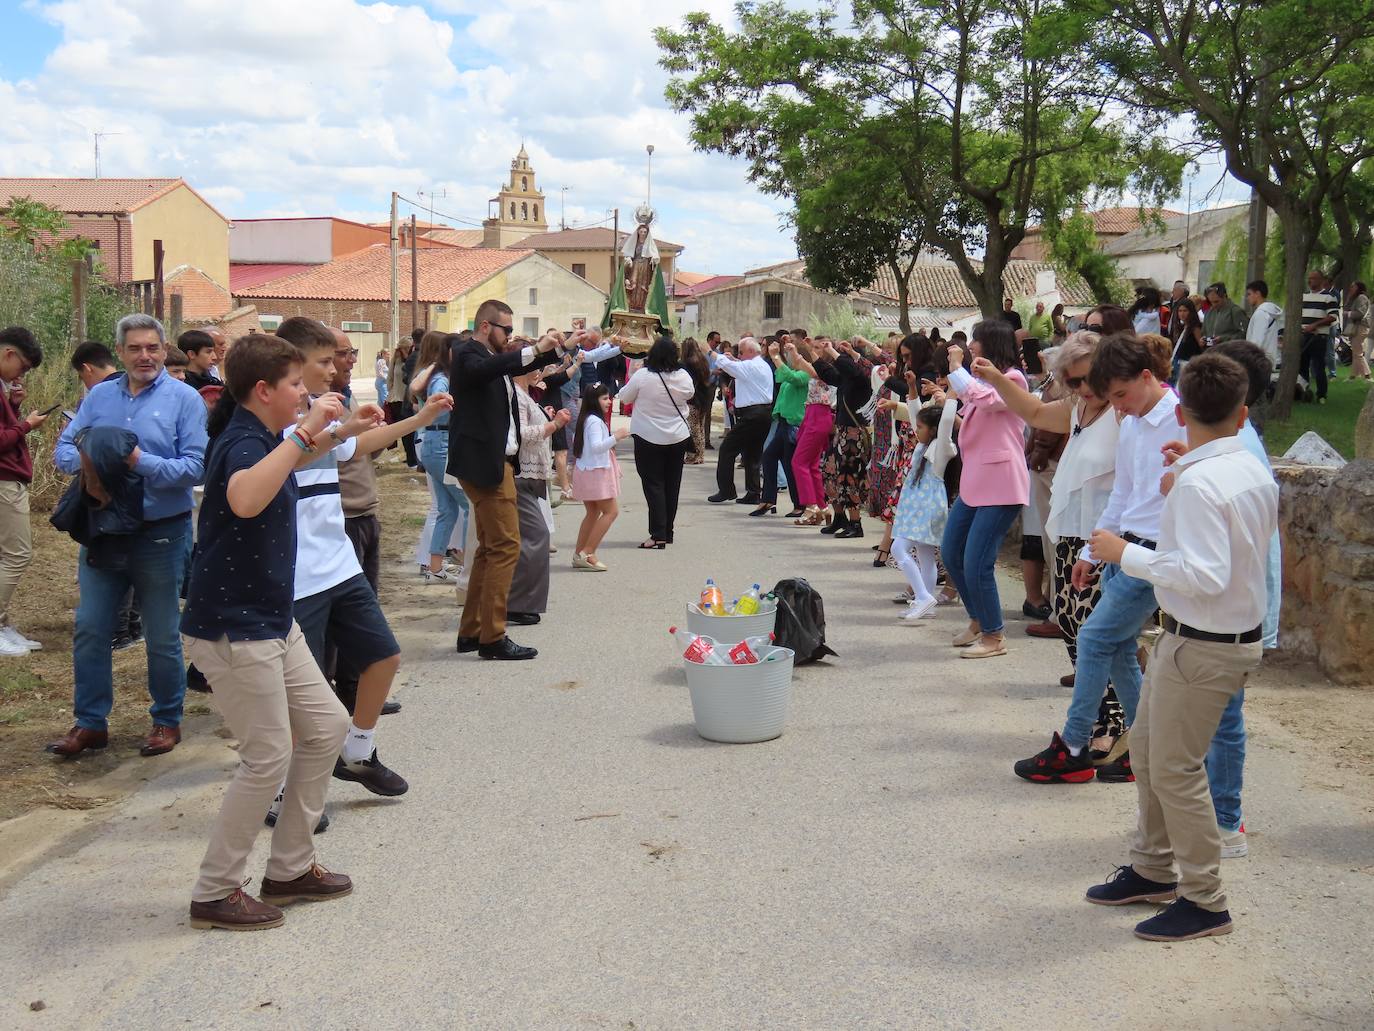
[
  {"xmin": 726, "ymin": 632, "xmax": 776, "ymax": 665},
  {"xmin": 669, "ymin": 626, "xmax": 728, "ymax": 665}
]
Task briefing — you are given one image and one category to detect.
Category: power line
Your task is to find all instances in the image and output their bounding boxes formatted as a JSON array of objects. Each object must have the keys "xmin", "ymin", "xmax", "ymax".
[{"xmin": 395, "ymin": 193, "xmax": 486, "ymax": 228}]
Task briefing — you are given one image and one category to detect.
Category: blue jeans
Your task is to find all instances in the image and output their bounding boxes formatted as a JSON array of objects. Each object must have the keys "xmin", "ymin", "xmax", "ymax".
[
  {"xmin": 940, "ymin": 499, "xmax": 1020, "ymax": 635},
  {"xmin": 1207, "ymin": 689, "xmax": 1246, "ymax": 831},
  {"xmin": 419, "ymin": 432, "xmax": 468, "ymax": 557},
  {"xmin": 761, "ymin": 419, "xmax": 799, "ymax": 508},
  {"xmin": 1062, "ymin": 561, "xmax": 1157, "ymax": 749},
  {"xmin": 375, "ymin": 376, "xmax": 388, "ymax": 406},
  {"xmin": 73, "ymin": 516, "xmax": 191, "ymax": 731}
]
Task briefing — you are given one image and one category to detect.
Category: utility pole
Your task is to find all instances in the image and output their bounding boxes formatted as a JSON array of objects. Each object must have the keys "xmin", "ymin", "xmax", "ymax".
[
  {"xmin": 70, "ymin": 259, "xmax": 88, "ymax": 345},
  {"xmin": 153, "ymin": 239, "xmax": 165, "ymax": 321},
  {"xmin": 612, "ymin": 207, "xmax": 620, "ymax": 297},
  {"xmin": 389, "ymin": 192, "xmax": 400, "ymax": 347},
  {"xmin": 410, "ymin": 213, "xmax": 420, "ymax": 331}
]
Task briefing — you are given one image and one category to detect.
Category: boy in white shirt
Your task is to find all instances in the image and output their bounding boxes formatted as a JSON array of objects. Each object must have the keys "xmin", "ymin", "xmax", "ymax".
[{"xmin": 1083, "ymin": 352, "xmax": 1277, "ymax": 942}]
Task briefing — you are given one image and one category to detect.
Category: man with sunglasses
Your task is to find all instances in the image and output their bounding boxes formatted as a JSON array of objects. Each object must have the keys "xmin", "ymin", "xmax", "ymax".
[{"xmin": 448, "ymin": 300, "xmax": 563, "ymax": 660}]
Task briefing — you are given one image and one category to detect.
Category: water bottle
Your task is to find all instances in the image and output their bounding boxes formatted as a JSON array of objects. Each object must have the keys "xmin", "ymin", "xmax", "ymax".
[
  {"xmin": 699, "ymin": 578, "xmax": 725, "ymax": 616},
  {"xmin": 669, "ymin": 626, "xmax": 728, "ymax": 665},
  {"xmin": 734, "ymin": 583, "xmax": 763, "ymax": 616},
  {"xmin": 727, "ymin": 632, "xmax": 775, "ymax": 665}
]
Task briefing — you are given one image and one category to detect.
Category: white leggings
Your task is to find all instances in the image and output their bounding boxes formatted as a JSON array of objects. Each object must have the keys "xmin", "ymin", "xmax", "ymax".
[{"xmin": 893, "ymin": 537, "xmax": 939, "ymax": 604}]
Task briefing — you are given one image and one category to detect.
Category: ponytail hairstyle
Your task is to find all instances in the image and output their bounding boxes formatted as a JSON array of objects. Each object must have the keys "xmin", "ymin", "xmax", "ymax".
[{"xmin": 573, "ymin": 383, "xmax": 611, "ymax": 459}]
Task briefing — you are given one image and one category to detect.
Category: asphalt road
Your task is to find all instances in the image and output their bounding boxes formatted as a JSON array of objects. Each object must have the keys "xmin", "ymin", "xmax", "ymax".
[{"xmin": 1, "ymin": 448, "xmax": 1371, "ymax": 1029}]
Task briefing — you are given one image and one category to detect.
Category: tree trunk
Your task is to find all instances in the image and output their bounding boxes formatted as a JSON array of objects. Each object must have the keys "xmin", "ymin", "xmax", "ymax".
[
  {"xmin": 1272, "ymin": 209, "xmax": 1315, "ymax": 421},
  {"xmin": 1328, "ymin": 193, "xmax": 1371, "ymax": 290},
  {"xmin": 889, "ymin": 258, "xmax": 912, "ymax": 335}
]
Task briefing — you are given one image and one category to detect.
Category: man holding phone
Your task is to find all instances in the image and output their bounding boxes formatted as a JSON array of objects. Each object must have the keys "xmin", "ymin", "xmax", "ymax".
[{"xmin": 0, "ymin": 327, "xmax": 49, "ymax": 657}]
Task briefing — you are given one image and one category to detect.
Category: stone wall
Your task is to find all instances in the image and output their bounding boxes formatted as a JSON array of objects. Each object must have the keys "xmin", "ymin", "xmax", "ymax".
[{"xmin": 1275, "ymin": 459, "xmax": 1374, "ymax": 686}]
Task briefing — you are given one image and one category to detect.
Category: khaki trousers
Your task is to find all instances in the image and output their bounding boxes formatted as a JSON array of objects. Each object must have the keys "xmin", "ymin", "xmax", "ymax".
[
  {"xmin": 458, "ymin": 465, "xmax": 521, "ymax": 644},
  {"xmin": 187, "ymin": 625, "xmax": 349, "ymax": 902},
  {"xmin": 1129, "ymin": 632, "xmax": 1262, "ymax": 911},
  {"xmin": 0, "ymin": 480, "xmax": 32, "ymax": 625}
]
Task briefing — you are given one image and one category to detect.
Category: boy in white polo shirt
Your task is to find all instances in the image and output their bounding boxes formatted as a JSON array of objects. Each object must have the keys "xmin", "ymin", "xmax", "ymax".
[{"xmin": 1084, "ymin": 352, "xmax": 1277, "ymax": 942}]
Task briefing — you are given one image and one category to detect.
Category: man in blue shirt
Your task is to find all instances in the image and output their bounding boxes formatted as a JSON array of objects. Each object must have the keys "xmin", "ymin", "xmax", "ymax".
[{"xmin": 48, "ymin": 314, "xmax": 208, "ymax": 759}]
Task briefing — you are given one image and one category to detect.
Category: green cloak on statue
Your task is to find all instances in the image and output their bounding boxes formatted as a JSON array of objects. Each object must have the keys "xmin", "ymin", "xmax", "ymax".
[{"xmin": 601, "ymin": 264, "xmax": 673, "ymax": 334}]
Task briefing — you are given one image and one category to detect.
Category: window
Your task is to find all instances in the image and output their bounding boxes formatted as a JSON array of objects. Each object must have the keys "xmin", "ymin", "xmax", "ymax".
[
  {"xmin": 510, "ymin": 202, "xmax": 516, "ymax": 220},
  {"xmin": 522, "ymin": 317, "xmax": 539, "ymax": 336},
  {"xmin": 572, "ymin": 263, "xmax": 586, "ymax": 279},
  {"xmin": 528, "ymin": 287, "xmax": 538, "ymax": 305},
  {"xmin": 521, "ymin": 176, "xmax": 528, "ymax": 191},
  {"xmin": 433, "ymin": 304, "xmax": 448, "ymax": 314},
  {"xmin": 764, "ymin": 292, "xmax": 783, "ymax": 320},
  {"xmin": 341, "ymin": 320, "xmax": 373, "ymax": 332},
  {"xmin": 1196, "ymin": 260, "xmax": 1216, "ymax": 287},
  {"xmin": 521, "ymin": 202, "xmax": 528, "ymax": 220},
  {"xmin": 533, "ymin": 205, "xmax": 539, "ymax": 221},
  {"xmin": 259, "ymin": 315, "xmax": 282, "ymax": 331}
]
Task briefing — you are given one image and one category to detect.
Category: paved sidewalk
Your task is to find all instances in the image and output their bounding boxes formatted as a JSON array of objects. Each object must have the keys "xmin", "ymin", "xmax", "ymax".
[{"xmin": 1, "ymin": 451, "xmax": 1371, "ymax": 1028}]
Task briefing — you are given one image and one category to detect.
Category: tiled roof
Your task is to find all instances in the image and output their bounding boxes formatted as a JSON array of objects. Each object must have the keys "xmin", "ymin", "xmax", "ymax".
[
  {"xmin": 514, "ymin": 226, "xmax": 684, "ymax": 253},
  {"xmin": 675, "ymin": 273, "xmax": 742, "ymax": 298},
  {"xmin": 0, "ymin": 177, "xmax": 227, "ymax": 221},
  {"xmin": 1101, "ymin": 204, "xmax": 1250, "ymax": 257},
  {"xmin": 423, "ymin": 228, "xmax": 485, "ymax": 248},
  {"xmin": 230, "ymin": 263, "xmax": 316, "ymax": 293},
  {"xmin": 235, "ymin": 244, "xmax": 528, "ymax": 303},
  {"xmin": 1026, "ymin": 206, "xmax": 1185, "ymax": 236},
  {"xmin": 704, "ymin": 258, "xmax": 1094, "ymax": 308}
]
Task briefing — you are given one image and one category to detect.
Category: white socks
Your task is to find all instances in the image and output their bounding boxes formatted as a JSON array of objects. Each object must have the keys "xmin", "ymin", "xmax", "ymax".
[
  {"xmin": 1066, "ymin": 743, "xmax": 1083, "ymax": 757},
  {"xmin": 341, "ymin": 724, "xmax": 375, "ymax": 763}
]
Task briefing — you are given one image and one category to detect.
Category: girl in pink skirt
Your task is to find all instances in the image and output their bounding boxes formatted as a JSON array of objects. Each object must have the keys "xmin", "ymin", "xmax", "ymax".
[{"xmin": 571, "ymin": 384, "xmax": 628, "ymax": 571}]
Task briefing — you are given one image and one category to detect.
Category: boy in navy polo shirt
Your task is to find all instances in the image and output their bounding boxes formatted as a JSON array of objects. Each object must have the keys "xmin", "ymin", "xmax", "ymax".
[{"xmin": 183, "ymin": 334, "xmax": 354, "ymax": 931}]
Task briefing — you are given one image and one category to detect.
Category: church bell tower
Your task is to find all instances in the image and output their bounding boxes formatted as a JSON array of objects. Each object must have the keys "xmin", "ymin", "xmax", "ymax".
[{"xmin": 482, "ymin": 144, "xmax": 549, "ymax": 248}]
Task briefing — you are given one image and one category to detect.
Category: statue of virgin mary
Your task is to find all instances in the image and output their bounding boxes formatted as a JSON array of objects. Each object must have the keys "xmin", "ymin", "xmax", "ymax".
[{"xmin": 621, "ymin": 215, "xmax": 660, "ymax": 314}]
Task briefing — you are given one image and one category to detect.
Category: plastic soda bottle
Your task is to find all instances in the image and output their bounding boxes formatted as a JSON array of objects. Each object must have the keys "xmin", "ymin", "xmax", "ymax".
[
  {"xmin": 699, "ymin": 578, "xmax": 725, "ymax": 616},
  {"xmin": 734, "ymin": 583, "xmax": 763, "ymax": 616},
  {"xmin": 669, "ymin": 626, "xmax": 728, "ymax": 665},
  {"xmin": 727, "ymin": 632, "xmax": 775, "ymax": 665}
]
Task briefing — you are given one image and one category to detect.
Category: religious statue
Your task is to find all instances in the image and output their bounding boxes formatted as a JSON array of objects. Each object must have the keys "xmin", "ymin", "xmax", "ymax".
[{"xmin": 622, "ymin": 220, "xmax": 659, "ymax": 313}]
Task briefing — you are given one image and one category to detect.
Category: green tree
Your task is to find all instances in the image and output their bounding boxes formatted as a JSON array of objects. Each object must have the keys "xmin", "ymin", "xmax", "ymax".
[
  {"xmin": 0, "ymin": 196, "xmax": 95, "ymax": 261},
  {"xmin": 1042, "ymin": 210, "xmax": 1128, "ymax": 305},
  {"xmin": 1090, "ymin": 0, "xmax": 1374, "ymax": 416},
  {"xmin": 657, "ymin": 0, "xmax": 1185, "ymax": 318}
]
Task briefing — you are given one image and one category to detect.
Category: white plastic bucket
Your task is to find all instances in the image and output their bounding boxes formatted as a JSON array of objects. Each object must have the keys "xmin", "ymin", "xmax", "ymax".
[
  {"xmin": 685, "ymin": 602, "xmax": 777, "ymax": 643},
  {"xmin": 683, "ymin": 647, "xmax": 795, "ymax": 743}
]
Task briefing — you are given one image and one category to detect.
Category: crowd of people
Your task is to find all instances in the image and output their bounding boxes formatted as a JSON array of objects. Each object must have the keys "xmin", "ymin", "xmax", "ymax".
[{"xmin": 0, "ymin": 269, "xmax": 1326, "ymax": 941}]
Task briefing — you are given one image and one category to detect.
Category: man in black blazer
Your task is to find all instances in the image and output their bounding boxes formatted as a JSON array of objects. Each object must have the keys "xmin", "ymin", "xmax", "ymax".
[{"xmin": 447, "ymin": 299, "xmax": 562, "ymax": 659}]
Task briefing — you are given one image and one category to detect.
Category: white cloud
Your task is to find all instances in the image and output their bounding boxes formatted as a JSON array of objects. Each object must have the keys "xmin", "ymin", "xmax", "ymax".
[{"xmin": 1, "ymin": 0, "xmax": 796, "ymax": 272}]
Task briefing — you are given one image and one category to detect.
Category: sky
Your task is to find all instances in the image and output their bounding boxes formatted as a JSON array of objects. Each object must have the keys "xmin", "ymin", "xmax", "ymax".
[{"xmin": 0, "ymin": 0, "xmax": 1251, "ymax": 276}]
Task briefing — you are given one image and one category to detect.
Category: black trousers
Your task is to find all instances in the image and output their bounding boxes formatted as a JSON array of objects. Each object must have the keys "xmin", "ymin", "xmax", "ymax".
[
  {"xmin": 715, "ymin": 403, "xmax": 771, "ymax": 498},
  {"xmin": 386, "ymin": 401, "xmax": 419, "ymax": 466},
  {"xmin": 1299, "ymin": 333, "xmax": 1329, "ymax": 400},
  {"xmin": 634, "ymin": 436, "xmax": 689, "ymax": 542},
  {"xmin": 761, "ymin": 417, "xmax": 801, "ymax": 509},
  {"xmin": 332, "ymin": 513, "xmax": 382, "ymax": 711}
]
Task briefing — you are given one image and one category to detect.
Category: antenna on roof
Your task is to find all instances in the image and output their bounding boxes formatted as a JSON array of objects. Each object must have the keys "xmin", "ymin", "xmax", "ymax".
[
  {"xmin": 560, "ymin": 186, "xmax": 571, "ymax": 230},
  {"xmin": 93, "ymin": 130, "xmax": 123, "ymax": 179},
  {"xmin": 417, "ymin": 187, "xmax": 448, "ymax": 228}
]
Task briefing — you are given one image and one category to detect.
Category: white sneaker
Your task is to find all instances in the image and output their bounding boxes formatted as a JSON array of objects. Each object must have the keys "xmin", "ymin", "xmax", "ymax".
[
  {"xmin": 898, "ymin": 599, "xmax": 937, "ymax": 623},
  {"xmin": 1220, "ymin": 824, "xmax": 1248, "ymax": 859},
  {"xmin": 422, "ymin": 567, "xmax": 453, "ymax": 585},
  {"xmin": 0, "ymin": 634, "xmax": 29, "ymax": 657},
  {"xmin": 892, "ymin": 590, "xmax": 914, "ymax": 604},
  {"xmin": 0, "ymin": 625, "xmax": 39, "ymax": 650}
]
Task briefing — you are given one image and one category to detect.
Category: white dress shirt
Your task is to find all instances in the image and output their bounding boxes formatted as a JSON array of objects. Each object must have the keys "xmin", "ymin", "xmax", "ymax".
[
  {"xmin": 1120, "ymin": 435, "xmax": 1278, "ymax": 633},
  {"xmin": 505, "ymin": 345, "xmax": 537, "ymax": 456},
  {"xmin": 617, "ymin": 367, "xmax": 694, "ymax": 445},
  {"xmin": 714, "ymin": 354, "xmax": 775, "ymax": 408},
  {"xmin": 1082, "ymin": 389, "xmax": 1180, "ymax": 563}
]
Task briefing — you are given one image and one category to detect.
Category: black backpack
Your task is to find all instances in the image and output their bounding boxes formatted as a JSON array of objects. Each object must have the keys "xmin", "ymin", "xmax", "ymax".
[{"xmin": 770, "ymin": 578, "xmax": 838, "ymax": 664}]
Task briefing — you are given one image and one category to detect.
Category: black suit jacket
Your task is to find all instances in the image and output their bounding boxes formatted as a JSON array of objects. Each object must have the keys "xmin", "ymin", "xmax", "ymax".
[{"xmin": 446, "ymin": 337, "xmax": 560, "ymax": 488}]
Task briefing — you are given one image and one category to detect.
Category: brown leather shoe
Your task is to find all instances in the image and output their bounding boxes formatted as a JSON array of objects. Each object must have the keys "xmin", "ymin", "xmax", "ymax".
[
  {"xmin": 1025, "ymin": 621, "xmax": 1065, "ymax": 640},
  {"xmin": 259, "ymin": 862, "xmax": 353, "ymax": 905},
  {"xmin": 1060, "ymin": 673, "xmax": 1076, "ymax": 687},
  {"xmin": 140, "ymin": 724, "xmax": 181, "ymax": 757},
  {"xmin": 46, "ymin": 725, "xmax": 109, "ymax": 757},
  {"xmin": 189, "ymin": 886, "xmax": 284, "ymax": 931}
]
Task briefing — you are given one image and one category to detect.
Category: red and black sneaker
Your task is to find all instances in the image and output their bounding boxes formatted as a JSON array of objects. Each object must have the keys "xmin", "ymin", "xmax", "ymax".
[
  {"xmin": 1013, "ymin": 731, "xmax": 1096, "ymax": 784},
  {"xmin": 1095, "ymin": 752, "xmax": 1134, "ymax": 782}
]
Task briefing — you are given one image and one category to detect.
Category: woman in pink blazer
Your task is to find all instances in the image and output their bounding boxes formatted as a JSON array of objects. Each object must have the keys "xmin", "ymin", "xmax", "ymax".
[{"xmin": 939, "ymin": 320, "xmax": 1029, "ymax": 658}]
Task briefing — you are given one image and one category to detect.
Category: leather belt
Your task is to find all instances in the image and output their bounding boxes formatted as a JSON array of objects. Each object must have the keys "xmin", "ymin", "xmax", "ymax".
[
  {"xmin": 1160, "ymin": 613, "xmax": 1262, "ymax": 645},
  {"xmin": 1122, "ymin": 532, "xmax": 1157, "ymax": 550}
]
